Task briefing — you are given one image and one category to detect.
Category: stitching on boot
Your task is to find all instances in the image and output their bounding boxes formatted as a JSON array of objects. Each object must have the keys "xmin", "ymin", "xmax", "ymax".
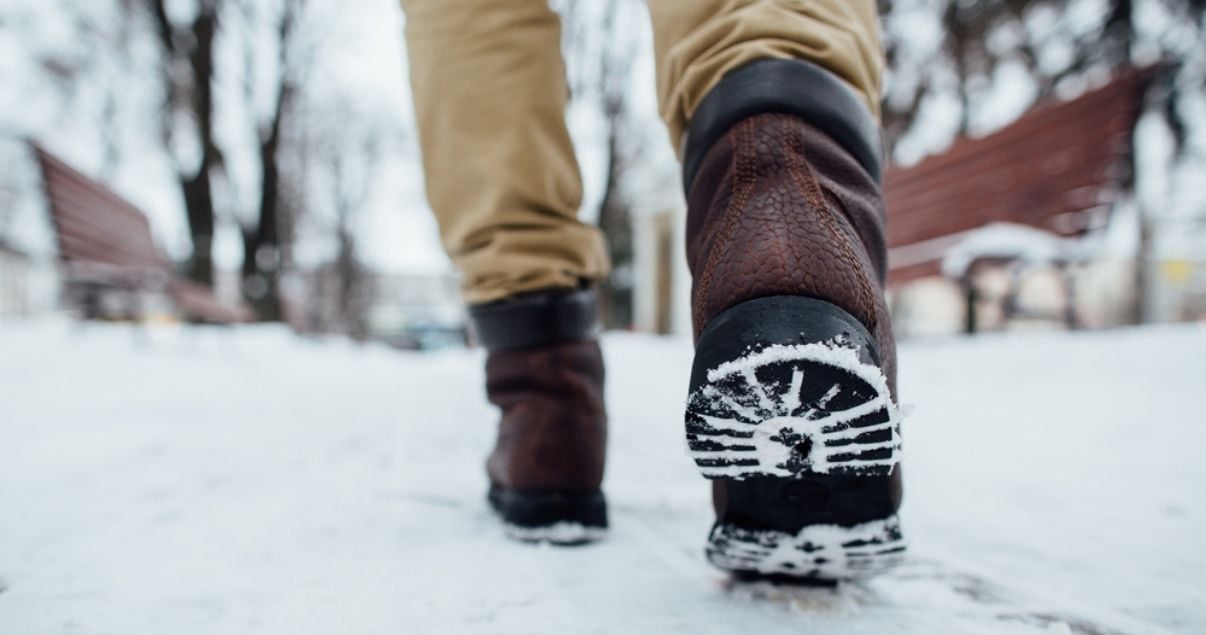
[
  {"xmin": 781, "ymin": 120, "xmax": 879, "ymax": 333},
  {"xmin": 694, "ymin": 118, "xmax": 758, "ymax": 336}
]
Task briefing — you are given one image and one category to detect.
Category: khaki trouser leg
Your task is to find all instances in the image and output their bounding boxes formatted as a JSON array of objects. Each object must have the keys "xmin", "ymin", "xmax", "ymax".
[
  {"xmin": 401, "ymin": 0, "xmax": 610, "ymax": 304},
  {"xmin": 647, "ymin": 0, "xmax": 884, "ymax": 151}
]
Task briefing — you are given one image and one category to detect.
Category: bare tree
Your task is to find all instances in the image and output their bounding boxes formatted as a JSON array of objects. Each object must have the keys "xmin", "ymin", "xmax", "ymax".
[
  {"xmin": 330, "ymin": 117, "xmax": 381, "ymax": 339},
  {"xmin": 237, "ymin": 0, "xmax": 310, "ymax": 321},
  {"xmin": 140, "ymin": 0, "xmax": 319, "ymax": 319},
  {"xmin": 560, "ymin": 0, "xmax": 644, "ymax": 328},
  {"xmin": 595, "ymin": 0, "xmax": 644, "ymax": 329},
  {"xmin": 879, "ymin": 0, "xmax": 1204, "ymax": 154},
  {"xmin": 1, "ymin": 2, "xmax": 145, "ymax": 254},
  {"xmin": 0, "ymin": 149, "xmax": 21, "ymax": 246},
  {"xmin": 317, "ymin": 99, "xmax": 386, "ymax": 340},
  {"xmin": 145, "ymin": 0, "xmax": 225, "ymax": 285}
]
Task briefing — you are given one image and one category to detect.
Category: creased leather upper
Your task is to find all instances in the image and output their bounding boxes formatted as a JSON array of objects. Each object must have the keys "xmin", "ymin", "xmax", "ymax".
[{"xmin": 485, "ymin": 339, "xmax": 607, "ymax": 491}]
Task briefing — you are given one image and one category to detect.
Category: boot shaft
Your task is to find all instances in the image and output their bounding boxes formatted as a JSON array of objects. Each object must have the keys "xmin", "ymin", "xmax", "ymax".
[
  {"xmin": 484, "ymin": 339, "xmax": 606, "ymax": 491},
  {"xmin": 470, "ymin": 287, "xmax": 608, "ymax": 492},
  {"xmin": 684, "ymin": 112, "xmax": 897, "ymax": 394}
]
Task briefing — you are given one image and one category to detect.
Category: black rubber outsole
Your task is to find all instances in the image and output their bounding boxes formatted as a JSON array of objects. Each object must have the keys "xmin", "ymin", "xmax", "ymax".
[
  {"xmin": 686, "ymin": 296, "xmax": 905, "ymax": 581},
  {"xmin": 718, "ymin": 474, "xmax": 899, "ymax": 533},
  {"xmin": 707, "ymin": 472, "xmax": 905, "ymax": 580},
  {"xmin": 487, "ymin": 485, "xmax": 608, "ymax": 545}
]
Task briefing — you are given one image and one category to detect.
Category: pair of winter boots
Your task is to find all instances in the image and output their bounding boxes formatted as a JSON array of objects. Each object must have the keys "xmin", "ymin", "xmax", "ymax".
[{"xmin": 471, "ymin": 60, "xmax": 904, "ymax": 582}]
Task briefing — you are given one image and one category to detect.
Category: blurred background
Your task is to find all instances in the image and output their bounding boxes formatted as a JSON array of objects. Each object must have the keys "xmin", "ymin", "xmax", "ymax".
[{"xmin": 2, "ymin": 0, "xmax": 1204, "ymax": 343}]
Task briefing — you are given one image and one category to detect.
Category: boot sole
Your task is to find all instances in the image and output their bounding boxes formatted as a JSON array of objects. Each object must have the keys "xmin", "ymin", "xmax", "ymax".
[
  {"xmin": 686, "ymin": 296, "xmax": 905, "ymax": 581},
  {"xmin": 487, "ymin": 485, "xmax": 608, "ymax": 546}
]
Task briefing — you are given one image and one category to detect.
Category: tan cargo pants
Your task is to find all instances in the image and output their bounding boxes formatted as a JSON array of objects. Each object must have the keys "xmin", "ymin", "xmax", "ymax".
[{"xmin": 401, "ymin": 0, "xmax": 883, "ymax": 304}]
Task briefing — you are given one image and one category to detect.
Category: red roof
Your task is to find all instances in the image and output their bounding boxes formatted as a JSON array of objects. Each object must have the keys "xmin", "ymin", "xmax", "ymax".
[{"xmin": 884, "ymin": 68, "xmax": 1156, "ymax": 284}]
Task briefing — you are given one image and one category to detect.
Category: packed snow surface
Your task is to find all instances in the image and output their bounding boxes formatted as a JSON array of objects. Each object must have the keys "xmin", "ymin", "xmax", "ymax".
[{"xmin": 2, "ymin": 319, "xmax": 1205, "ymax": 634}]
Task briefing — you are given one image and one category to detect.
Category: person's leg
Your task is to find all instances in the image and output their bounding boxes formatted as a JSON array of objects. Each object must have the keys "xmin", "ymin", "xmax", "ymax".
[
  {"xmin": 402, "ymin": 0, "xmax": 610, "ymax": 302},
  {"xmin": 648, "ymin": 0, "xmax": 905, "ymax": 579},
  {"xmin": 402, "ymin": 0, "xmax": 609, "ymax": 543},
  {"xmin": 649, "ymin": 0, "xmax": 884, "ymax": 154}
]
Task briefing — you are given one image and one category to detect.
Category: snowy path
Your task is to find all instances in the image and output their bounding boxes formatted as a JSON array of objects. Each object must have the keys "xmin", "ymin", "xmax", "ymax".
[{"xmin": 1, "ymin": 320, "xmax": 1204, "ymax": 634}]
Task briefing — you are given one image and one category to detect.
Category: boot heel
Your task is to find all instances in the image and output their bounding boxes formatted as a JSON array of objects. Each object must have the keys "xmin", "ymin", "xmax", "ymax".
[
  {"xmin": 686, "ymin": 296, "xmax": 905, "ymax": 579},
  {"xmin": 687, "ymin": 296, "xmax": 900, "ymax": 479},
  {"xmin": 488, "ymin": 486, "xmax": 608, "ymax": 546}
]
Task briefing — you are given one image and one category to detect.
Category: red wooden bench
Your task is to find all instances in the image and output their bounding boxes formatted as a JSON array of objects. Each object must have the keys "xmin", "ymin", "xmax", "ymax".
[{"xmin": 32, "ymin": 144, "xmax": 253, "ymax": 324}]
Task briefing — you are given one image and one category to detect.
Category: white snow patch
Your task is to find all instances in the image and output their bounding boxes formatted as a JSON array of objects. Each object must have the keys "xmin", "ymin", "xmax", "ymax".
[
  {"xmin": 940, "ymin": 222, "xmax": 1088, "ymax": 279},
  {"xmin": 1, "ymin": 321, "xmax": 1205, "ymax": 633}
]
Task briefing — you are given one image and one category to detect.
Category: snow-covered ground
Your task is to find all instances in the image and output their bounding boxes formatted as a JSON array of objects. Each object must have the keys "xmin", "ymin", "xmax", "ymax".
[{"xmin": 1, "ymin": 319, "xmax": 1204, "ymax": 634}]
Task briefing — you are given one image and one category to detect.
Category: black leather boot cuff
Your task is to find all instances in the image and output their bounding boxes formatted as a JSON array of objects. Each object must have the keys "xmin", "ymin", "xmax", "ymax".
[
  {"xmin": 469, "ymin": 287, "xmax": 599, "ymax": 351},
  {"xmin": 682, "ymin": 59, "xmax": 884, "ymax": 189}
]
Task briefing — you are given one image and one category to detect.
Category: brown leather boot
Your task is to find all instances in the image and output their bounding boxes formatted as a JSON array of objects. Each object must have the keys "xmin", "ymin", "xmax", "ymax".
[
  {"xmin": 679, "ymin": 60, "xmax": 904, "ymax": 581},
  {"xmin": 470, "ymin": 287, "xmax": 607, "ymax": 544}
]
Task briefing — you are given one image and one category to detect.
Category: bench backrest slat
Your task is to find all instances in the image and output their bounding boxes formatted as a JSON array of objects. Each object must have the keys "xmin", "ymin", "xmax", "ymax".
[
  {"xmin": 33, "ymin": 143, "xmax": 255, "ymax": 324},
  {"xmin": 34, "ymin": 146, "xmax": 167, "ymax": 274}
]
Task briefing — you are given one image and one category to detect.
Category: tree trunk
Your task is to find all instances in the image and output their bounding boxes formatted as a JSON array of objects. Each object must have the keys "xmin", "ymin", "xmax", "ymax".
[
  {"xmin": 182, "ymin": 169, "xmax": 216, "ymax": 285},
  {"xmin": 148, "ymin": 0, "xmax": 222, "ymax": 286},
  {"xmin": 334, "ymin": 227, "xmax": 365, "ymax": 341},
  {"xmin": 1105, "ymin": 0, "xmax": 1134, "ymax": 66},
  {"xmin": 597, "ymin": 129, "xmax": 632, "ymax": 329},
  {"xmin": 944, "ymin": 3, "xmax": 974, "ymax": 136},
  {"xmin": 189, "ymin": 3, "xmax": 221, "ymax": 286},
  {"xmin": 239, "ymin": 1, "xmax": 303, "ymax": 322},
  {"xmin": 241, "ymin": 129, "xmax": 284, "ymax": 322}
]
